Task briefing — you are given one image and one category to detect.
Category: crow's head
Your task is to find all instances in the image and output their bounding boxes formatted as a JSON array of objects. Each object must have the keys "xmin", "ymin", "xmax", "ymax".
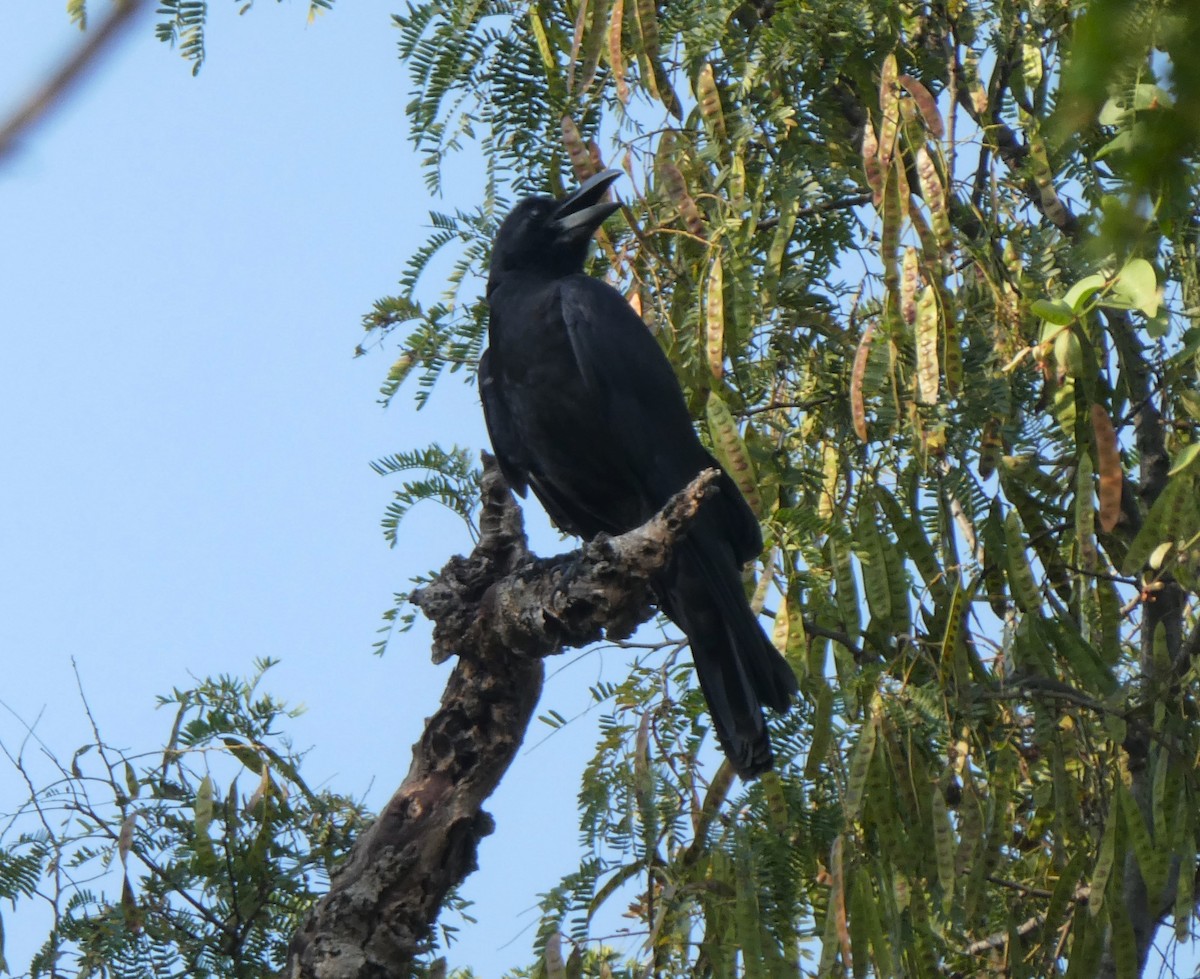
[{"xmin": 489, "ymin": 169, "xmax": 622, "ymax": 284}]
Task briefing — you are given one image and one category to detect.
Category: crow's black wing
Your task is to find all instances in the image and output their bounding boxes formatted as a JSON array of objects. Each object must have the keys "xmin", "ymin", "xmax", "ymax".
[
  {"xmin": 558, "ymin": 275, "xmax": 763, "ymax": 559},
  {"xmin": 558, "ymin": 275, "xmax": 795, "ymax": 775},
  {"xmin": 478, "ymin": 347, "xmax": 529, "ymax": 497}
]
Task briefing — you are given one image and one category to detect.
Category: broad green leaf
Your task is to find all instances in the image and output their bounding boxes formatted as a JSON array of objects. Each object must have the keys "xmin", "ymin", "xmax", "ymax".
[
  {"xmin": 1122, "ymin": 476, "xmax": 1188, "ymax": 575},
  {"xmin": 1111, "ymin": 257, "xmax": 1160, "ymax": 317},
  {"xmin": 1099, "ymin": 84, "xmax": 1172, "ymax": 124},
  {"xmin": 1064, "ymin": 273, "xmax": 1106, "ymax": 312},
  {"xmin": 1033, "ymin": 298, "xmax": 1074, "ymax": 325},
  {"xmin": 1169, "ymin": 441, "xmax": 1200, "ymax": 476}
]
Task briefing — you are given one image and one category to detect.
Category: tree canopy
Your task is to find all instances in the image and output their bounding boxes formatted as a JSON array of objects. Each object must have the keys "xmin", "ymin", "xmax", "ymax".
[
  {"xmin": 3, "ymin": 0, "xmax": 1200, "ymax": 976},
  {"xmin": 367, "ymin": 0, "xmax": 1200, "ymax": 972}
]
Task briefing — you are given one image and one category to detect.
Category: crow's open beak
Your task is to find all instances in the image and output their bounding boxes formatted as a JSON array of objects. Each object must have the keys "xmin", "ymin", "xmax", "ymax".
[{"xmin": 552, "ymin": 169, "xmax": 623, "ymax": 237}]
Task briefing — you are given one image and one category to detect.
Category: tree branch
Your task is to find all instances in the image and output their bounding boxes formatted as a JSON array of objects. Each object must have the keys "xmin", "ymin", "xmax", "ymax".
[
  {"xmin": 285, "ymin": 457, "xmax": 721, "ymax": 978},
  {"xmin": 963, "ymin": 887, "xmax": 1089, "ymax": 957},
  {"xmin": 0, "ymin": 0, "xmax": 150, "ymax": 162}
]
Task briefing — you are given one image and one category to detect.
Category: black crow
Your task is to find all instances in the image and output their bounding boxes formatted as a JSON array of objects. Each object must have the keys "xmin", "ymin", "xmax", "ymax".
[{"xmin": 479, "ymin": 169, "xmax": 797, "ymax": 777}]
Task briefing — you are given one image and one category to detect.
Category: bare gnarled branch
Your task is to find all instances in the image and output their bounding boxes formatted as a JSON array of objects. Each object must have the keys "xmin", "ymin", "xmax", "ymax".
[{"xmin": 286, "ymin": 457, "xmax": 719, "ymax": 978}]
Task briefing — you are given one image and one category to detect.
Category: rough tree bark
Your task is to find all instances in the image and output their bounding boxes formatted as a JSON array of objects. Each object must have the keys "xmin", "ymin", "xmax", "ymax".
[{"xmin": 285, "ymin": 455, "xmax": 721, "ymax": 979}]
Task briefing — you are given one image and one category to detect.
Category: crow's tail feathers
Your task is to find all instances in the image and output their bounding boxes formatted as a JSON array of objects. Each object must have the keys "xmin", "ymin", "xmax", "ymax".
[{"xmin": 659, "ymin": 532, "xmax": 798, "ymax": 779}]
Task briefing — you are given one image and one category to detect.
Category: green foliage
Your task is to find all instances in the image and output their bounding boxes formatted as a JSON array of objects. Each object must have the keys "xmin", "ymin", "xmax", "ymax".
[
  {"xmin": 155, "ymin": 0, "xmax": 210, "ymax": 74},
  {"xmin": 371, "ymin": 0, "xmax": 1200, "ymax": 974},
  {"xmin": 154, "ymin": 1, "xmax": 338, "ymax": 74},
  {"xmin": 363, "ymin": 207, "xmax": 497, "ymax": 409},
  {"xmin": 368, "ymin": 444, "xmax": 481, "ymax": 656},
  {"xmin": 0, "ymin": 661, "xmax": 369, "ymax": 978},
  {"xmin": 370, "ymin": 443, "xmax": 482, "ymax": 546}
]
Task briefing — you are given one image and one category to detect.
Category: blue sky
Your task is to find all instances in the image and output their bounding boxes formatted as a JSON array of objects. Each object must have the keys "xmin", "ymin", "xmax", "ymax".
[
  {"xmin": 0, "ymin": 5, "xmax": 616, "ymax": 972},
  {"xmin": 12, "ymin": 8, "xmax": 1196, "ymax": 978}
]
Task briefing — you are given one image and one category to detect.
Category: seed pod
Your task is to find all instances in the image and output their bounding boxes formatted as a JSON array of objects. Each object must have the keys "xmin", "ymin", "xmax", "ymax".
[
  {"xmin": 901, "ymin": 246, "xmax": 920, "ymax": 326},
  {"xmin": 705, "ymin": 251, "xmax": 725, "ymax": 379},
  {"xmin": 631, "ymin": 0, "xmax": 682, "ymax": 118},
  {"xmin": 1028, "ymin": 131, "xmax": 1067, "ymax": 227},
  {"xmin": 844, "ymin": 704, "xmax": 879, "ymax": 821},
  {"xmin": 658, "ymin": 160, "xmax": 705, "ymax": 236},
  {"xmin": 1080, "ymin": 446, "xmax": 1099, "ymax": 568},
  {"xmin": 1021, "ymin": 38, "xmax": 1043, "ymax": 93},
  {"xmin": 607, "ymin": 0, "xmax": 629, "ymax": 104},
  {"xmin": 932, "ymin": 785, "xmax": 956, "ymax": 903},
  {"xmin": 696, "ymin": 62, "xmax": 726, "ymax": 146},
  {"xmin": 573, "ymin": 0, "xmax": 608, "ymax": 94},
  {"xmin": 818, "ymin": 441, "xmax": 839, "ymax": 521},
  {"xmin": 941, "ymin": 288, "xmax": 963, "ymax": 396},
  {"xmin": 861, "ymin": 120, "xmax": 884, "ymax": 207},
  {"xmin": 1176, "ymin": 830, "xmax": 1196, "ymax": 940},
  {"xmin": 1090, "ymin": 404, "xmax": 1122, "ymax": 533},
  {"xmin": 1003, "ymin": 510, "xmax": 1040, "ymax": 612},
  {"xmin": 907, "ymin": 204, "xmax": 943, "ymax": 278},
  {"xmin": 771, "ymin": 592, "xmax": 788, "ymax": 653},
  {"xmin": 978, "ymin": 416, "xmax": 1001, "ymax": 479},
  {"xmin": 1054, "ymin": 327, "xmax": 1084, "ymax": 380},
  {"xmin": 851, "ymin": 321, "xmax": 876, "ymax": 442},
  {"xmin": 915, "ymin": 284, "xmax": 940, "ymax": 405},
  {"xmin": 916, "ymin": 146, "xmax": 952, "ymax": 248},
  {"xmin": 898, "ymin": 73, "xmax": 944, "ymax": 137},
  {"xmin": 634, "ymin": 0, "xmax": 658, "ymax": 58},
  {"xmin": 878, "ymin": 52, "xmax": 900, "ymax": 168},
  {"xmin": 892, "ymin": 149, "xmax": 910, "ymax": 221},
  {"xmin": 728, "ymin": 153, "xmax": 745, "ymax": 203},
  {"xmin": 560, "ymin": 115, "xmax": 594, "ymax": 184},
  {"xmin": 856, "ymin": 496, "xmax": 894, "ymax": 626},
  {"xmin": 830, "ymin": 537, "xmax": 861, "ymax": 641},
  {"xmin": 881, "ymin": 168, "xmax": 901, "ymax": 298},
  {"xmin": 706, "ymin": 391, "xmax": 762, "ymax": 515},
  {"xmin": 804, "ymin": 683, "xmax": 834, "ymax": 779}
]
